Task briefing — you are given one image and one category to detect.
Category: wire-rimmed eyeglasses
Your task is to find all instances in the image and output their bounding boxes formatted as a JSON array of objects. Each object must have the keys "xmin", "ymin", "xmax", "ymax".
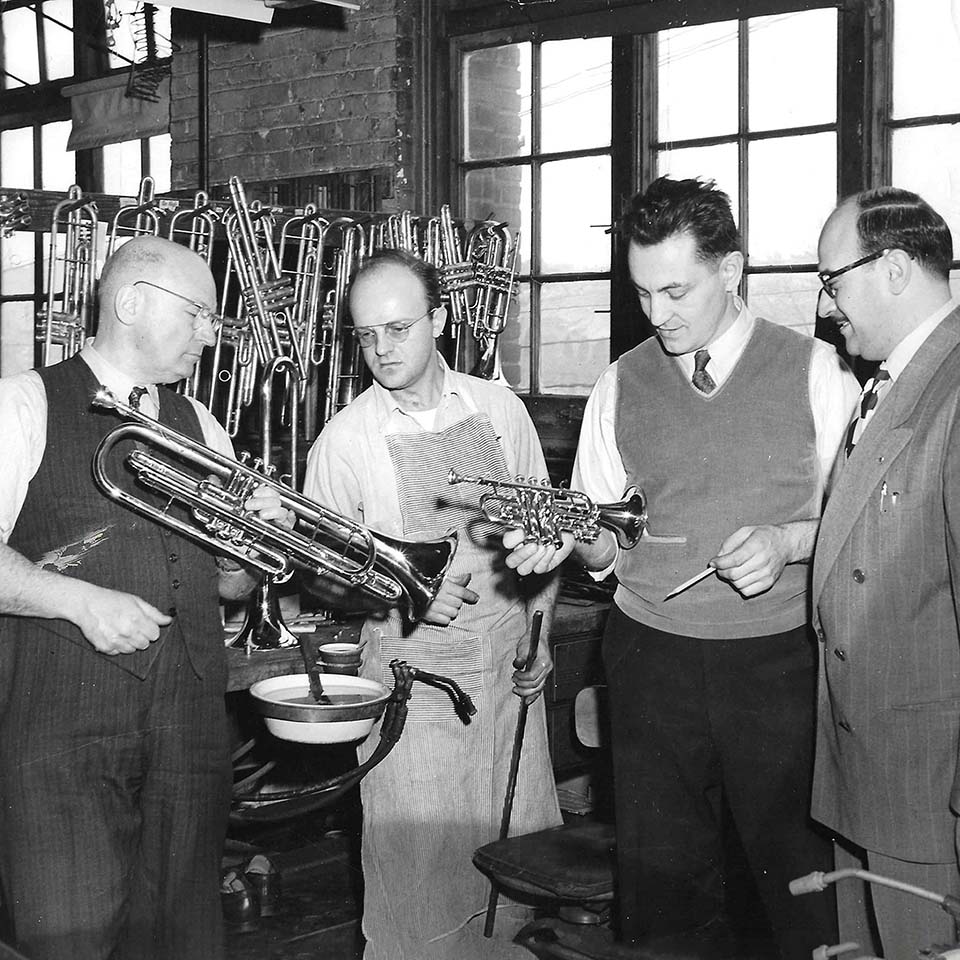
[
  {"xmin": 134, "ymin": 280, "xmax": 223, "ymax": 332},
  {"xmin": 352, "ymin": 309, "xmax": 434, "ymax": 348},
  {"xmin": 818, "ymin": 248, "xmax": 890, "ymax": 301}
]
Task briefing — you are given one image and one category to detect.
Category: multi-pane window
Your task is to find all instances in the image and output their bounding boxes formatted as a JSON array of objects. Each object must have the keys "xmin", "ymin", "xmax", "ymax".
[
  {"xmin": 459, "ymin": 37, "xmax": 612, "ymax": 395},
  {"xmin": 886, "ymin": 0, "xmax": 960, "ymax": 295},
  {"xmin": 656, "ymin": 9, "xmax": 838, "ymax": 337},
  {"xmin": 0, "ymin": 1, "xmax": 173, "ymax": 376},
  {"xmin": 456, "ymin": 7, "xmax": 839, "ymax": 396}
]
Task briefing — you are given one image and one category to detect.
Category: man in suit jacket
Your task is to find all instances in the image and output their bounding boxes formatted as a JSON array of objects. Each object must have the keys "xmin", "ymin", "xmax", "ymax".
[{"xmin": 813, "ymin": 187, "xmax": 960, "ymax": 957}]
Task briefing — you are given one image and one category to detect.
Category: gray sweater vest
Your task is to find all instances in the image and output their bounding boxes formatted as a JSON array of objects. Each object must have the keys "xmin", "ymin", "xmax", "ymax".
[{"xmin": 614, "ymin": 318, "xmax": 818, "ymax": 639}]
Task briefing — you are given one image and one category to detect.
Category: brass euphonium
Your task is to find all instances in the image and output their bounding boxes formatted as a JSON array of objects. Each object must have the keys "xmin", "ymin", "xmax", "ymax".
[
  {"xmin": 91, "ymin": 389, "xmax": 458, "ymax": 621},
  {"xmin": 447, "ymin": 469, "xmax": 647, "ymax": 549}
]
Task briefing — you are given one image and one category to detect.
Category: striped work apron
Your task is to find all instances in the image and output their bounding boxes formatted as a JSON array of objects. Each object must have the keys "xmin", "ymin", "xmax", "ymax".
[{"xmin": 356, "ymin": 412, "xmax": 560, "ymax": 960}]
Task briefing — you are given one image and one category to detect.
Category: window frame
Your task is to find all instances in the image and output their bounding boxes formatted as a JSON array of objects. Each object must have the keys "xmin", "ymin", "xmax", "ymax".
[{"xmin": 446, "ymin": 0, "xmax": 871, "ymax": 393}]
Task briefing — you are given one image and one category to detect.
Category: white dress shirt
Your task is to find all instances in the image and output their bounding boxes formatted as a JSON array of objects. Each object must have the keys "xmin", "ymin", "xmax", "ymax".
[{"xmin": 0, "ymin": 342, "xmax": 233, "ymax": 543}]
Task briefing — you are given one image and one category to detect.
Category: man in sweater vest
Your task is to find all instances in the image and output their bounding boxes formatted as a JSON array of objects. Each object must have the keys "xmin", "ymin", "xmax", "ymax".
[
  {"xmin": 0, "ymin": 236, "xmax": 291, "ymax": 960},
  {"xmin": 506, "ymin": 177, "xmax": 859, "ymax": 959}
]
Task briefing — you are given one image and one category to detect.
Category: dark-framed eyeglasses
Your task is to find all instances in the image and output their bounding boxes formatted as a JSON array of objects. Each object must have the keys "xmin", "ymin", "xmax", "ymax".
[
  {"xmin": 134, "ymin": 280, "xmax": 223, "ymax": 332},
  {"xmin": 352, "ymin": 309, "xmax": 434, "ymax": 348},
  {"xmin": 818, "ymin": 248, "xmax": 889, "ymax": 301}
]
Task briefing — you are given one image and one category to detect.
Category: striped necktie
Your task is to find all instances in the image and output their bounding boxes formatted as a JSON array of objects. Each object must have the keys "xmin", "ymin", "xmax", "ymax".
[
  {"xmin": 692, "ymin": 349, "xmax": 716, "ymax": 394},
  {"xmin": 844, "ymin": 367, "xmax": 891, "ymax": 458}
]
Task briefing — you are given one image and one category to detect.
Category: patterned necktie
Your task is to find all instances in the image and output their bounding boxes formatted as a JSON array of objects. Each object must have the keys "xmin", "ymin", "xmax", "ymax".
[
  {"xmin": 844, "ymin": 367, "xmax": 891, "ymax": 458},
  {"xmin": 128, "ymin": 386, "xmax": 148, "ymax": 411},
  {"xmin": 692, "ymin": 349, "xmax": 716, "ymax": 394}
]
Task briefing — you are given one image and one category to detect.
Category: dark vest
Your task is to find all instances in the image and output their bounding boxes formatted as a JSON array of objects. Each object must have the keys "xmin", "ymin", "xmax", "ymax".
[
  {"xmin": 7, "ymin": 355, "xmax": 223, "ymax": 679},
  {"xmin": 613, "ymin": 318, "xmax": 819, "ymax": 639}
]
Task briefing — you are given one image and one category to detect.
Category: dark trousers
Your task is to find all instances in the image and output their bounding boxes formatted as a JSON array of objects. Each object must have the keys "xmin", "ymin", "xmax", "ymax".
[
  {"xmin": 0, "ymin": 632, "xmax": 231, "ymax": 960},
  {"xmin": 602, "ymin": 605, "xmax": 837, "ymax": 960}
]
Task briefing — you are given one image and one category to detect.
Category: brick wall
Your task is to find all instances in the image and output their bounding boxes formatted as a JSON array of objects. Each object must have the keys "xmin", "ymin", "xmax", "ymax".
[{"xmin": 169, "ymin": 0, "xmax": 418, "ymax": 209}]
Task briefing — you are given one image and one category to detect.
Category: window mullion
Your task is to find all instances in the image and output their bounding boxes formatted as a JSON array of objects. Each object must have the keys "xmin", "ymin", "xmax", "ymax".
[
  {"xmin": 737, "ymin": 17, "xmax": 749, "ymax": 295},
  {"xmin": 530, "ymin": 42, "xmax": 542, "ymax": 393}
]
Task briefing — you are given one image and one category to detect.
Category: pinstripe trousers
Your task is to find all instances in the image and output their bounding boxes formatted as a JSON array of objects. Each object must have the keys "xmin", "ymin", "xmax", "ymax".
[{"xmin": 0, "ymin": 629, "xmax": 232, "ymax": 960}]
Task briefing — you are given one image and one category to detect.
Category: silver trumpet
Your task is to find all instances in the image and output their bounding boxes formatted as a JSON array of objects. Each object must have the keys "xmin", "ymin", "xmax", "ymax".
[
  {"xmin": 91, "ymin": 388, "xmax": 458, "ymax": 621},
  {"xmin": 447, "ymin": 469, "xmax": 647, "ymax": 549}
]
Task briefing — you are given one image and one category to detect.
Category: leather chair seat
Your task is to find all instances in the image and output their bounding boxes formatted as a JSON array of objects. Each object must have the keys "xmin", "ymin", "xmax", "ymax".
[{"xmin": 473, "ymin": 819, "xmax": 615, "ymax": 903}]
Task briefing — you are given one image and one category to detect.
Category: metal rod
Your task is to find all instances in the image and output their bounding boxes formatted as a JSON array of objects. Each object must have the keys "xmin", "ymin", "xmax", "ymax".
[{"xmin": 483, "ymin": 609, "xmax": 544, "ymax": 938}]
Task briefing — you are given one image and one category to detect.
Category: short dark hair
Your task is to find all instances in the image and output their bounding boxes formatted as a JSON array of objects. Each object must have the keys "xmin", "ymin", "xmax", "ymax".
[
  {"xmin": 621, "ymin": 176, "xmax": 742, "ymax": 262},
  {"xmin": 351, "ymin": 248, "xmax": 443, "ymax": 310},
  {"xmin": 852, "ymin": 187, "xmax": 953, "ymax": 281}
]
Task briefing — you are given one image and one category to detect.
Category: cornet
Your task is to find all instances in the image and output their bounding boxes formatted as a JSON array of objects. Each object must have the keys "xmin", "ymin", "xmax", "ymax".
[
  {"xmin": 447, "ymin": 469, "xmax": 647, "ymax": 549},
  {"xmin": 91, "ymin": 389, "xmax": 458, "ymax": 622}
]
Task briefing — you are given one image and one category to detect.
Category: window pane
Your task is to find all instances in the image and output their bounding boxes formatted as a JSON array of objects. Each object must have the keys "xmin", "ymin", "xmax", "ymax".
[
  {"xmin": 657, "ymin": 143, "xmax": 739, "ymax": 217},
  {"xmin": 2, "ymin": 230, "xmax": 35, "ymax": 297},
  {"xmin": 103, "ymin": 141, "xmax": 144, "ymax": 195},
  {"xmin": 541, "ymin": 37, "xmax": 611, "ymax": 154},
  {"xmin": 892, "ymin": 0, "xmax": 960, "ymax": 119},
  {"xmin": 748, "ymin": 133, "xmax": 836, "ymax": 264},
  {"xmin": 951, "ymin": 270, "xmax": 960, "ymax": 301},
  {"xmin": 42, "ymin": 0, "xmax": 74, "ymax": 81},
  {"xmin": 748, "ymin": 10, "xmax": 836, "ymax": 132},
  {"xmin": 541, "ymin": 156, "xmax": 610, "ymax": 274},
  {"xmin": 1, "ymin": 128, "xmax": 35, "ymax": 187},
  {"xmin": 658, "ymin": 21, "xmax": 737, "ymax": 143},
  {"xmin": 41, "ymin": 122, "xmax": 74, "ymax": 191},
  {"xmin": 891, "ymin": 125, "xmax": 960, "ymax": 246},
  {"xmin": 462, "ymin": 43, "xmax": 530, "ymax": 161},
  {"xmin": 0, "ymin": 302, "xmax": 35, "ymax": 376},
  {"xmin": 746, "ymin": 273, "xmax": 821, "ymax": 338},
  {"xmin": 464, "ymin": 166, "xmax": 530, "ymax": 274},
  {"xmin": 540, "ymin": 280, "xmax": 609, "ymax": 395},
  {"xmin": 2, "ymin": 7, "xmax": 40, "ymax": 87},
  {"xmin": 499, "ymin": 281, "xmax": 530, "ymax": 392},
  {"xmin": 150, "ymin": 134, "xmax": 172, "ymax": 193}
]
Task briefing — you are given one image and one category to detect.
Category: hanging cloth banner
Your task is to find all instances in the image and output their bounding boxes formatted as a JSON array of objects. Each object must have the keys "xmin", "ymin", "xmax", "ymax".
[{"xmin": 63, "ymin": 72, "xmax": 170, "ymax": 152}]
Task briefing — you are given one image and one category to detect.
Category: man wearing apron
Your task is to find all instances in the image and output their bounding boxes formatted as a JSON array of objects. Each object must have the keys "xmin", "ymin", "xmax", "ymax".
[{"xmin": 304, "ymin": 249, "xmax": 562, "ymax": 959}]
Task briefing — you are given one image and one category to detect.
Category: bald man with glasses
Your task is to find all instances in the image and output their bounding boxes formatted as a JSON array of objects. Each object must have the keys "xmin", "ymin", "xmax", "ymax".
[
  {"xmin": 0, "ymin": 235, "xmax": 290, "ymax": 960},
  {"xmin": 812, "ymin": 187, "xmax": 960, "ymax": 957},
  {"xmin": 303, "ymin": 248, "xmax": 562, "ymax": 960}
]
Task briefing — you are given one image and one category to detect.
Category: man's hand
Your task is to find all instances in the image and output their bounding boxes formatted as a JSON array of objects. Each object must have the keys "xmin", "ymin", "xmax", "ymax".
[
  {"xmin": 710, "ymin": 524, "xmax": 792, "ymax": 598},
  {"xmin": 421, "ymin": 572, "xmax": 479, "ymax": 626},
  {"xmin": 245, "ymin": 483, "xmax": 296, "ymax": 529},
  {"xmin": 512, "ymin": 641, "xmax": 553, "ymax": 702},
  {"xmin": 503, "ymin": 529, "xmax": 576, "ymax": 576},
  {"xmin": 71, "ymin": 583, "xmax": 172, "ymax": 655}
]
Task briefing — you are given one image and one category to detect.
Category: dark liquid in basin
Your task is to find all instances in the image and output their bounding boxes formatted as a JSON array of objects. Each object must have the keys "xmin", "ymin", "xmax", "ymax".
[{"xmin": 272, "ymin": 689, "xmax": 373, "ymax": 706}]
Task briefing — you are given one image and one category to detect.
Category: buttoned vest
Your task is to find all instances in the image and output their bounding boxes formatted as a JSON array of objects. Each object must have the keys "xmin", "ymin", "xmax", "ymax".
[
  {"xmin": 614, "ymin": 318, "xmax": 819, "ymax": 639},
  {"xmin": 7, "ymin": 355, "xmax": 223, "ymax": 679}
]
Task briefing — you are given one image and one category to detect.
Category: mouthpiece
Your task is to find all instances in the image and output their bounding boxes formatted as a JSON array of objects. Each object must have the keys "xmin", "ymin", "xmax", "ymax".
[
  {"xmin": 93, "ymin": 386, "xmax": 121, "ymax": 410},
  {"xmin": 789, "ymin": 872, "xmax": 828, "ymax": 896},
  {"xmin": 447, "ymin": 469, "xmax": 463, "ymax": 485}
]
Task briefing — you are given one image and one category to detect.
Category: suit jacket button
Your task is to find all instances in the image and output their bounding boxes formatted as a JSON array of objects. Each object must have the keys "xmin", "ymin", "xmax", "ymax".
[
  {"xmin": 833, "ymin": 648, "xmax": 846, "ymax": 661},
  {"xmin": 852, "ymin": 569, "xmax": 865, "ymax": 583},
  {"xmin": 838, "ymin": 719, "xmax": 852, "ymax": 732},
  {"xmin": 172, "ymin": 578, "xmax": 181, "ymax": 589}
]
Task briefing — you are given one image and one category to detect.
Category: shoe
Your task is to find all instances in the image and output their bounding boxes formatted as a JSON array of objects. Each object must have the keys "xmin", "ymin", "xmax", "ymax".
[
  {"xmin": 221, "ymin": 869, "xmax": 260, "ymax": 933},
  {"xmin": 245, "ymin": 854, "xmax": 281, "ymax": 918}
]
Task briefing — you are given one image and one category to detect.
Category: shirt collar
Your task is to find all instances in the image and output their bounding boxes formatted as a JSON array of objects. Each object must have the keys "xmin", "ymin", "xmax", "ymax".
[
  {"xmin": 370, "ymin": 351, "xmax": 460, "ymax": 429},
  {"xmin": 80, "ymin": 340, "xmax": 159, "ymax": 410},
  {"xmin": 882, "ymin": 297, "xmax": 960, "ymax": 382},
  {"xmin": 674, "ymin": 296, "xmax": 755, "ymax": 387}
]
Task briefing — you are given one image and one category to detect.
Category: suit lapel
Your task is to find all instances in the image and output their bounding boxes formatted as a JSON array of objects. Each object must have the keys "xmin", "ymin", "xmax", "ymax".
[{"xmin": 813, "ymin": 308, "xmax": 960, "ymax": 603}]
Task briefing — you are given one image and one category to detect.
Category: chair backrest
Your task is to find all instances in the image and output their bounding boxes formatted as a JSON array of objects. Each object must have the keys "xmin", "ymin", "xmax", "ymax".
[{"xmin": 574, "ymin": 685, "xmax": 607, "ymax": 750}]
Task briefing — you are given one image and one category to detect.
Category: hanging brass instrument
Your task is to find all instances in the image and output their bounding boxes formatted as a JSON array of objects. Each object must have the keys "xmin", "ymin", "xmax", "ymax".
[
  {"xmin": 36, "ymin": 185, "xmax": 100, "ymax": 366},
  {"xmin": 107, "ymin": 176, "xmax": 163, "ymax": 255},
  {"xmin": 447, "ymin": 469, "xmax": 647, "ymax": 549},
  {"xmin": 91, "ymin": 388, "xmax": 458, "ymax": 622},
  {"xmin": 465, "ymin": 221, "xmax": 520, "ymax": 379}
]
